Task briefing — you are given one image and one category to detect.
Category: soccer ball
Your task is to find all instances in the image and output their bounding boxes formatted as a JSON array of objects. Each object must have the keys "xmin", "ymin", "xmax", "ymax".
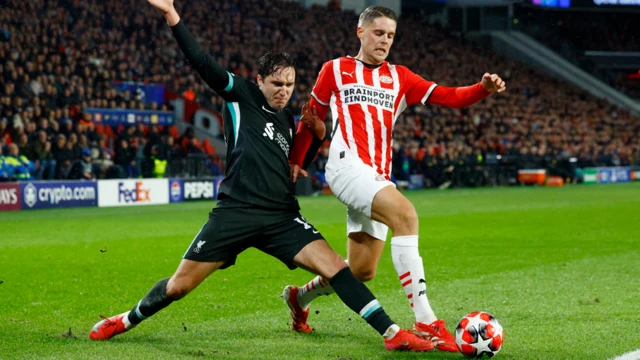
[{"xmin": 455, "ymin": 312, "xmax": 504, "ymax": 358}]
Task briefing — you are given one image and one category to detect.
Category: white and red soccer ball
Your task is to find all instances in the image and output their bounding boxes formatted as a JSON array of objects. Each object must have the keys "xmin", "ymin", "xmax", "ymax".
[{"xmin": 455, "ymin": 311, "xmax": 504, "ymax": 358}]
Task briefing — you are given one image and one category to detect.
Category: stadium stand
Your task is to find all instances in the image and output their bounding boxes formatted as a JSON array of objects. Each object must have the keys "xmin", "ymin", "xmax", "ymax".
[
  {"xmin": 515, "ymin": 8, "xmax": 640, "ymax": 100},
  {"xmin": 0, "ymin": 0, "xmax": 638, "ymax": 187}
]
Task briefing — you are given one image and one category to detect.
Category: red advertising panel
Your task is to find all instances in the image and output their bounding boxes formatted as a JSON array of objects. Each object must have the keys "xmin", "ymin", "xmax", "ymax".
[{"xmin": 0, "ymin": 183, "xmax": 21, "ymax": 211}]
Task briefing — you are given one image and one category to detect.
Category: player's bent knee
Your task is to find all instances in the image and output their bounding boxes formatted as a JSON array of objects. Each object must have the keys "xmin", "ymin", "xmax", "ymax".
[
  {"xmin": 322, "ymin": 254, "xmax": 349, "ymax": 280},
  {"xmin": 400, "ymin": 206, "xmax": 419, "ymax": 226},
  {"xmin": 352, "ymin": 267, "xmax": 376, "ymax": 282},
  {"xmin": 388, "ymin": 203, "xmax": 418, "ymax": 232}
]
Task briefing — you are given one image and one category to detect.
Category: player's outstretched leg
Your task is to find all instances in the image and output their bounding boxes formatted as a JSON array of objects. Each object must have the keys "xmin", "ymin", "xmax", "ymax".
[
  {"xmin": 292, "ymin": 240, "xmax": 434, "ymax": 352},
  {"xmin": 372, "ymin": 186, "xmax": 458, "ymax": 352},
  {"xmin": 90, "ymin": 259, "xmax": 222, "ymax": 340},
  {"xmin": 89, "ymin": 278, "xmax": 173, "ymax": 340},
  {"xmin": 330, "ymin": 267, "xmax": 433, "ymax": 352}
]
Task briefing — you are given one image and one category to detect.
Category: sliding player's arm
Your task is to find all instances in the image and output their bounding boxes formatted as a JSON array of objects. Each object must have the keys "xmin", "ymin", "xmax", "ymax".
[
  {"xmin": 148, "ymin": 0, "xmax": 233, "ymax": 93},
  {"xmin": 403, "ymin": 67, "xmax": 506, "ymax": 108}
]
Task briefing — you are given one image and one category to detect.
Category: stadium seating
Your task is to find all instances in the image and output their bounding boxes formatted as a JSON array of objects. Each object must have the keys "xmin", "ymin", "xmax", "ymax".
[
  {"xmin": 0, "ymin": 0, "xmax": 637, "ymax": 185},
  {"xmin": 515, "ymin": 8, "xmax": 640, "ymax": 100}
]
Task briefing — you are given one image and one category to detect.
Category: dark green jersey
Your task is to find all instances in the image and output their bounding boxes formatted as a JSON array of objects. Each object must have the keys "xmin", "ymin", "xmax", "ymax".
[
  {"xmin": 218, "ymin": 78, "xmax": 299, "ymax": 210},
  {"xmin": 172, "ymin": 21, "xmax": 300, "ymax": 211}
]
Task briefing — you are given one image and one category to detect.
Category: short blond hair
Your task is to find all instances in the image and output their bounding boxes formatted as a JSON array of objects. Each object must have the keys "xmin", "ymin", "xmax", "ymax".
[{"xmin": 358, "ymin": 6, "xmax": 397, "ymax": 27}]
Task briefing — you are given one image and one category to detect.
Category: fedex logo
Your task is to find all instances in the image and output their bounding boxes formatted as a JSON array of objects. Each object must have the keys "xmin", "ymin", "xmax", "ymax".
[{"xmin": 118, "ymin": 181, "xmax": 151, "ymax": 203}]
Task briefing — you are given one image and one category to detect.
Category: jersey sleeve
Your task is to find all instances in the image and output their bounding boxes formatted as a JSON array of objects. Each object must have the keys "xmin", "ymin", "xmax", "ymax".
[
  {"xmin": 310, "ymin": 61, "xmax": 336, "ymax": 108},
  {"xmin": 428, "ymin": 83, "xmax": 490, "ymax": 108},
  {"xmin": 289, "ymin": 124, "xmax": 323, "ymax": 169},
  {"xmin": 309, "ymin": 97, "xmax": 329, "ymax": 124},
  {"xmin": 288, "ymin": 97, "xmax": 328, "ymax": 167},
  {"xmin": 171, "ymin": 20, "xmax": 241, "ymax": 101},
  {"xmin": 401, "ymin": 66, "xmax": 490, "ymax": 108},
  {"xmin": 400, "ymin": 66, "xmax": 438, "ymax": 107}
]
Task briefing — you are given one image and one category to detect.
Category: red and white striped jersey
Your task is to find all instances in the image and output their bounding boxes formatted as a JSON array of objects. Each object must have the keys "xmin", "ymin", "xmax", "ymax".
[{"xmin": 311, "ymin": 56, "xmax": 437, "ymax": 178}]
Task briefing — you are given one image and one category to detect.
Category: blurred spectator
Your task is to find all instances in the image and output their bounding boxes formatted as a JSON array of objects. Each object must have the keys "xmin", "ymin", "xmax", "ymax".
[
  {"xmin": 31, "ymin": 130, "xmax": 56, "ymax": 180},
  {"xmin": 308, "ymin": 146, "xmax": 329, "ymax": 192},
  {"xmin": 114, "ymin": 139, "xmax": 138, "ymax": 178},
  {"xmin": 0, "ymin": 145, "xmax": 9, "ymax": 181},
  {"xmin": 94, "ymin": 134, "xmax": 117, "ymax": 178},
  {"xmin": 185, "ymin": 138, "xmax": 203, "ymax": 155},
  {"xmin": 4, "ymin": 143, "xmax": 34, "ymax": 180},
  {"xmin": 17, "ymin": 133, "xmax": 31, "ymax": 159},
  {"xmin": 313, "ymin": 146, "xmax": 329, "ymax": 185},
  {"xmin": 69, "ymin": 148, "xmax": 97, "ymax": 180},
  {"xmin": 52, "ymin": 134, "xmax": 74, "ymax": 179},
  {"xmin": 165, "ymin": 135, "xmax": 183, "ymax": 159}
]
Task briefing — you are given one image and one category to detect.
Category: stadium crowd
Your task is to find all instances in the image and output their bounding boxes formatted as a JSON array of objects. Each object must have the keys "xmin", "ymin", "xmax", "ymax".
[
  {"xmin": 1, "ymin": 0, "xmax": 638, "ymax": 187},
  {"xmin": 515, "ymin": 8, "xmax": 640, "ymax": 101},
  {"xmin": 516, "ymin": 9, "xmax": 637, "ymax": 52}
]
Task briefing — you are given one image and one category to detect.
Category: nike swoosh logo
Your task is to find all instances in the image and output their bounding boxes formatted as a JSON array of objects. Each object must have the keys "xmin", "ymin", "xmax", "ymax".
[
  {"xmin": 312, "ymin": 230, "xmax": 319, "ymax": 234},
  {"xmin": 262, "ymin": 105, "xmax": 276, "ymax": 114}
]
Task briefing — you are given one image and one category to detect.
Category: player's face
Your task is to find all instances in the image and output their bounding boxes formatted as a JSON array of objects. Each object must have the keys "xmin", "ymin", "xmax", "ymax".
[
  {"xmin": 258, "ymin": 67, "xmax": 296, "ymax": 111},
  {"xmin": 358, "ymin": 17, "xmax": 396, "ymax": 65}
]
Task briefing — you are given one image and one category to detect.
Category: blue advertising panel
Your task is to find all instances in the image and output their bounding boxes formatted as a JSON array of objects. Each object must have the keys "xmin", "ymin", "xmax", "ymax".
[
  {"xmin": 85, "ymin": 108, "xmax": 174, "ymax": 126},
  {"xmin": 532, "ymin": 0, "xmax": 571, "ymax": 8},
  {"xmin": 112, "ymin": 82, "xmax": 165, "ymax": 105},
  {"xmin": 408, "ymin": 175, "xmax": 425, "ymax": 190},
  {"xmin": 597, "ymin": 167, "xmax": 631, "ymax": 184},
  {"xmin": 169, "ymin": 179, "xmax": 184, "ymax": 203},
  {"xmin": 20, "ymin": 181, "xmax": 98, "ymax": 210}
]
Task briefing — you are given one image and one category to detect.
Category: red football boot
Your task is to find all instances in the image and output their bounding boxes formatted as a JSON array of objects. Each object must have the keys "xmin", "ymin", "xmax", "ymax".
[
  {"xmin": 384, "ymin": 329, "xmax": 435, "ymax": 352},
  {"xmin": 412, "ymin": 319, "xmax": 459, "ymax": 352},
  {"xmin": 89, "ymin": 312, "xmax": 132, "ymax": 340},
  {"xmin": 281, "ymin": 285, "xmax": 312, "ymax": 333}
]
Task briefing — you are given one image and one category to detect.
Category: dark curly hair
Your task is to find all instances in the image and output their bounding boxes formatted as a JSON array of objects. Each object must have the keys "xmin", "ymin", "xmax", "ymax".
[{"xmin": 257, "ymin": 51, "xmax": 297, "ymax": 79}]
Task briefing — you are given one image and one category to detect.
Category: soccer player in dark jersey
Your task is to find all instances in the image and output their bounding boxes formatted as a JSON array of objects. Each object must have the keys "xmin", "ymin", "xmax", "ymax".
[{"xmin": 88, "ymin": 0, "xmax": 434, "ymax": 352}]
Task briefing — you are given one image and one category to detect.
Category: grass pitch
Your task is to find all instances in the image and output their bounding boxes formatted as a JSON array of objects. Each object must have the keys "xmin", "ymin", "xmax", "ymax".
[{"xmin": 1, "ymin": 184, "xmax": 639, "ymax": 359}]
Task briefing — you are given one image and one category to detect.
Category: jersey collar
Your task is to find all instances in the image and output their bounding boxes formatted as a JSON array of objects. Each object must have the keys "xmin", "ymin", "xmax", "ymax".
[{"xmin": 347, "ymin": 55, "xmax": 385, "ymax": 70}]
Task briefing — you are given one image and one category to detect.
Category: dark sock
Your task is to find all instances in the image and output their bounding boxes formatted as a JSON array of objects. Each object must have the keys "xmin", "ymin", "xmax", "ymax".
[
  {"xmin": 127, "ymin": 278, "xmax": 173, "ymax": 325},
  {"xmin": 329, "ymin": 267, "xmax": 396, "ymax": 336}
]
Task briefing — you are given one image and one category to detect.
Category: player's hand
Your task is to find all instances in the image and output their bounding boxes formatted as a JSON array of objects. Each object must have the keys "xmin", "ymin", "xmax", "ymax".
[
  {"xmin": 301, "ymin": 102, "xmax": 326, "ymax": 140},
  {"xmin": 481, "ymin": 73, "xmax": 506, "ymax": 93},
  {"xmin": 147, "ymin": 0, "xmax": 180, "ymax": 25},
  {"xmin": 147, "ymin": 0, "xmax": 174, "ymax": 14},
  {"xmin": 290, "ymin": 163, "xmax": 308, "ymax": 183}
]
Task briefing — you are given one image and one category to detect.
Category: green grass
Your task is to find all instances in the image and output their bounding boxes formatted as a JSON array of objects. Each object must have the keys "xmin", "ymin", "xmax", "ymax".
[{"xmin": 1, "ymin": 183, "xmax": 639, "ymax": 359}]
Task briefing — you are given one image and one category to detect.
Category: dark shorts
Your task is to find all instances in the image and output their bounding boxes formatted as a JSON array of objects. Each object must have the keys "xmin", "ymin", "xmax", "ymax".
[{"xmin": 183, "ymin": 205, "xmax": 324, "ymax": 270}]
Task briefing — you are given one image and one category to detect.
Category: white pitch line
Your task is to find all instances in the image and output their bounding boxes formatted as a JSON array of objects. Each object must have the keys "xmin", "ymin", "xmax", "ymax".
[{"xmin": 610, "ymin": 349, "xmax": 640, "ymax": 360}]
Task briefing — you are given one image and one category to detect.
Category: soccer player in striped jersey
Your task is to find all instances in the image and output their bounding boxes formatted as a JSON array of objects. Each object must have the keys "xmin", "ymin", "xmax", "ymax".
[{"xmin": 285, "ymin": 5, "xmax": 506, "ymax": 352}]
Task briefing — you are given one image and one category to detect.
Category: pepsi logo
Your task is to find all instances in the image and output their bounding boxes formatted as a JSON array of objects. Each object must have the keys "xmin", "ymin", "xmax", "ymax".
[{"xmin": 170, "ymin": 181, "xmax": 182, "ymax": 201}]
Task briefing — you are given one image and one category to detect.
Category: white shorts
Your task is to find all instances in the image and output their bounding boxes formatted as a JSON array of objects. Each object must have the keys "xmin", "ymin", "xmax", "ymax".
[{"xmin": 325, "ymin": 154, "xmax": 394, "ymax": 241}]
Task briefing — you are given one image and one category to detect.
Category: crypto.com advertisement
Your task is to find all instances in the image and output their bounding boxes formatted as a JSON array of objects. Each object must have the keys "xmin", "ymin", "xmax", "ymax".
[{"xmin": 20, "ymin": 181, "xmax": 98, "ymax": 210}]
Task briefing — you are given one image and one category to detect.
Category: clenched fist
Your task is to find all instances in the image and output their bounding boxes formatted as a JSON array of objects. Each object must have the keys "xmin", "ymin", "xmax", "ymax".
[{"xmin": 481, "ymin": 73, "xmax": 506, "ymax": 93}]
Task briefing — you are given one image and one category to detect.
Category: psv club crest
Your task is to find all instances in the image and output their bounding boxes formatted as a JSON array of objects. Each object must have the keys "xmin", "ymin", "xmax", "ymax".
[{"xmin": 380, "ymin": 75, "xmax": 393, "ymax": 84}]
